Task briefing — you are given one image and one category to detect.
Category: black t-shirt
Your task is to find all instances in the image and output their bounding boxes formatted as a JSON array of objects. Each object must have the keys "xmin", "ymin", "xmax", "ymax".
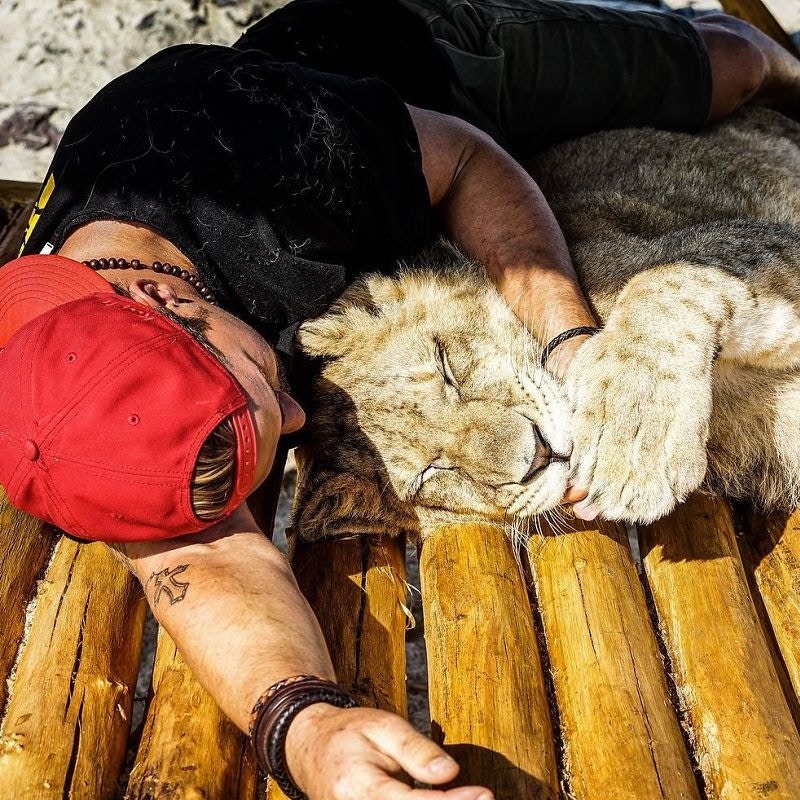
[
  {"xmin": 21, "ymin": 43, "xmax": 433, "ymax": 354},
  {"xmin": 233, "ymin": 0, "xmax": 452, "ymax": 113}
]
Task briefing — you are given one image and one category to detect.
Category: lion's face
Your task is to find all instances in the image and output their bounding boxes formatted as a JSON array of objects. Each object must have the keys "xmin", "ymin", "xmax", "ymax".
[{"xmin": 294, "ymin": 263, "xmax": 573, "ymax": 540}]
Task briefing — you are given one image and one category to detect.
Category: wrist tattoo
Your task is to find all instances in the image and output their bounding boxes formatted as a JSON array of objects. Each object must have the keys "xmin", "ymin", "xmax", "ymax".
[{"xmin": 146, "ymin": 564, "xmax": 191, "ymax": 606}]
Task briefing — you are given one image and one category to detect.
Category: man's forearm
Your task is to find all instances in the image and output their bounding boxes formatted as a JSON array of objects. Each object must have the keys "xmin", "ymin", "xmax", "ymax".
[
  {"xmin": 115, "ymin": 504, "xmax": 335, "ymax": 733},
  {"xmin": 112, "ymin": 511, "xmax": 493, "ymax": 800},
  {"xmin": 409, "ymin": 106, "xmax": 597, "ymax": 373},
  {"xmin": 442, "ymin": 131, "xmax": 596, "ymax": 341}
]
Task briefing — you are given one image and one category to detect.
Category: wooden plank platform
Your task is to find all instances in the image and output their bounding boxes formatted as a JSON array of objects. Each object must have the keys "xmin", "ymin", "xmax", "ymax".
[
  {"xmin": 3, "ymin": 4, "xmax": 800, "ymax": 793},
  {"xmin": 3, "ymin": 487, "xmax": 800, "ymax": 799}
]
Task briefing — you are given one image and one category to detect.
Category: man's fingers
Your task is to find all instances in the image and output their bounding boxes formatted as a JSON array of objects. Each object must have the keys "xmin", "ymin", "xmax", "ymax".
[
  {"xmin": 353, "ymin": 765, "xmax": 494, "ymax": 800},
  {"xmin": 362, "ymin": 717, "xmax": 460, "ymax": 785},
  {"xmin": 562, "ymin": 484, "xmax": 588, "ymax": 504},
  {"xmin": 310, "ymin": 711, "xmax": 496, "ymax": 800},
  {"xmin": 573, "ymin": 498, "xmax": 600, "ymax": 521}
]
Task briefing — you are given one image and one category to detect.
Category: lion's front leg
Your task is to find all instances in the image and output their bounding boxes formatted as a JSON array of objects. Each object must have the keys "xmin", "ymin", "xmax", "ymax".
[{"xmin": 566, "ymin": 263, "xmax": 754, "ymax": 524}]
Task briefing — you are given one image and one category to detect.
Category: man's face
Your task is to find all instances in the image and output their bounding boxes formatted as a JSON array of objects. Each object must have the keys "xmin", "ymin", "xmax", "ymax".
[
  {"xmin": 188, "ymin": 299, "xmax": 305, "ymax": 492},
  {"xmin": 127, "ymin": 276, "xmax": 305, "ymax": 494}
]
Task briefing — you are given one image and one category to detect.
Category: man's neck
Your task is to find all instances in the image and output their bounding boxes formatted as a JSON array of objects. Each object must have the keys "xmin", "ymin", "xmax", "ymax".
[{"xmin": 56, "ymin": 220, "xmax": 194, "ymax": 269}]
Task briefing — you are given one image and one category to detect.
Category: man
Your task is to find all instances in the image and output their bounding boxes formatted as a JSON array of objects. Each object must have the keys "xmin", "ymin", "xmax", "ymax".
[{"xmin": 1, "ymin": 1, "xmax": 799, "ymax": 798}]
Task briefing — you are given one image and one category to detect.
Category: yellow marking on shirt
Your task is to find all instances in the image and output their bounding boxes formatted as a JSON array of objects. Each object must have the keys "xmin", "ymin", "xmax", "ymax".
[{"xmin": 18, "ymin": 173, "xmax": 56, "ymax": 255}]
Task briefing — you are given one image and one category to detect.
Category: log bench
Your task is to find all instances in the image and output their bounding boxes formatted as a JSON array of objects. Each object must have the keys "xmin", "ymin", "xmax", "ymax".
[
  {"xmin": 1, "ymin": 4, "xmax": 799, "ymax": 797},
  {"xmin": 3, "ymin": 465, "xmax": 800, "ymax": 799}
]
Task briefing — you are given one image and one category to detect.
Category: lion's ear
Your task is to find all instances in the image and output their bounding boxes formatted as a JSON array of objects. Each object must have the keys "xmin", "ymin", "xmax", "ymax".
[
  {"xmin": 364, "ymin": 274, "xmax": 407, "ymax": 307},
  {"xmin": 292, "ymin": 472, "xmax": 417, "ymax": 541},
  {"xmin": 296, "ymin": 280, "xmax": 380, "ymax": 358},
  {"xmin": 296, "ymin": 313, "xmax": 357, "ymax": 358},
  {"xmin": 296, "ymin": 274, "xmax": 411, "ymax": 358}
]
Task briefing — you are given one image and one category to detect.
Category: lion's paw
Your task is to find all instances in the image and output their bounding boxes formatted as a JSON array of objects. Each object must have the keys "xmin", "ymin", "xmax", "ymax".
[{"xmin": 565, "ymin": 332, "xmax": 711, "ymax": 524}]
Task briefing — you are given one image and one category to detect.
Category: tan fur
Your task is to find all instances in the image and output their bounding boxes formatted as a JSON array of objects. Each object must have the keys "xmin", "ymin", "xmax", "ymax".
[{"xmin": 292, "ymin": 108, "xmax": 800, "ymax": 539}]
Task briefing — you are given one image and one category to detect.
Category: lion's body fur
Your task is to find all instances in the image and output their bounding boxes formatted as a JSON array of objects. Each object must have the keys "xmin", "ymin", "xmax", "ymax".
[{"xmin": 293, "ymin": 108, "xmax": 800, "ymax": 539}]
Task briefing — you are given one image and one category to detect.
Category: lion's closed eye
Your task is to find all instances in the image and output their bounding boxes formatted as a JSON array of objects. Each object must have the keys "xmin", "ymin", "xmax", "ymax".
[
  {"xmin": 434, "ymin": 337, "xmax": 459, "ymax": 391},
  {"xmin": 417, "ymin": 462, "xmax": 458, "ymax": 494}
]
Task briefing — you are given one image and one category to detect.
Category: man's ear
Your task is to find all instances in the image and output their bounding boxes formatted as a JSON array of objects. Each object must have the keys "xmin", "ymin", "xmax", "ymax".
[
  {"xmin": 291, "ymin": 470, "xmax": 419, "ymax": 542},
  {"xmin": 127, "ymin": 278, "xmax": 181, "ymax": 309}
]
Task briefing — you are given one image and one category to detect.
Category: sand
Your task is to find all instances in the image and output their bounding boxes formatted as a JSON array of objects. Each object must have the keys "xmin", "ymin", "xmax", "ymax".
[{"xmin": 0, "ymin": 0, "xmax": 289, "ymax": 182}]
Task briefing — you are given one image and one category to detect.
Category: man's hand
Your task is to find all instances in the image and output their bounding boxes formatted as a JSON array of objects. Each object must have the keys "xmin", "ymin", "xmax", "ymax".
[{"xmin": 286, "ymin": 703, "xmax": 493, "ymax": 800}]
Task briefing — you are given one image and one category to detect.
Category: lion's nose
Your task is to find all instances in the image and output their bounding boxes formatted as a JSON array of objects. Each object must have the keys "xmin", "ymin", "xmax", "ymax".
[{"xmin": 520, "ymin": 425, "xmax": 553, "ymax": 483}]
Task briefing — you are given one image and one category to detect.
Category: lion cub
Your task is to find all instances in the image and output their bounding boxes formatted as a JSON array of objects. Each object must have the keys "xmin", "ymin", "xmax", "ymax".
[{"xmin": 292, "ymin": 108, "xmax": 800, "ymax": 540}]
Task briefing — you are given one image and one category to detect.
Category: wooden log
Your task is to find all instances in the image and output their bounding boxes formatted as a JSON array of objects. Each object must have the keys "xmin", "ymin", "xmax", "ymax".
[
  {"xmin": 266, "ymin": 534, "xmax": 409, "ymax": 800},
  {"xmin": 290, "ymin": 534, "xmax": 408, "ymax": 715},
  {"xmin": 718, "ymin": 0, "xmax": 799, "ymax": 57},
  {"xmin": 738, "ymin": 508, "xmax": 800, "ymax": 711},
  {"xmin": 0, "ymin": 180, "xmax": 37, "ymax": 264},
  {"xmin": 267, "ymin": 778, "xmax": 289, "ymax": 800},
  {"xmin": 0, "ymin": 188, "xmax": 59, "ymax": 717},
  {"xmin": 126, "ymin": 626, "xmax": 258, "ymax": 800},
  {"xmin": 0, "ymin": 538, "xmax": 146, "ymax": 800},
  {"xmin": 0, "ymin": 495, "xmax": 58, "ymax": 715},
  {"xmin": 420, "ymin": 523, "xmax": 558, "ymax": 800},
  {"xmin": 640, "ymin": 493, "xmax": 800, "ymax": 798},
  {"xmin": 0, "ymin": 179, "xmax": 39, "ymax": 204},
  {"xmin": 527, "ymin": 519, "xmax": 698, "ymax": 800}
]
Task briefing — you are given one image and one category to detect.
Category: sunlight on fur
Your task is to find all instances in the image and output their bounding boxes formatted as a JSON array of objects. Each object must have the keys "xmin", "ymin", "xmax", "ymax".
[{"xmin": 292, "ymin": 107, "xmax": 800, "ymax": 542}]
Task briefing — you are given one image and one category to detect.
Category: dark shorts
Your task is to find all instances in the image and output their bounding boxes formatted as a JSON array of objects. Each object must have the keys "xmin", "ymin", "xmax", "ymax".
[{"xmin": 236, "ymin": 0, "xmax": 712, "ymax": 155}]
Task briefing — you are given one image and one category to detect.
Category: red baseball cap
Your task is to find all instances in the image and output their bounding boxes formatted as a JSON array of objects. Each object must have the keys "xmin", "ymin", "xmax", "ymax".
[{"xmin": 0, "ymin": 255, "xmax": 257, "ymax": 542}]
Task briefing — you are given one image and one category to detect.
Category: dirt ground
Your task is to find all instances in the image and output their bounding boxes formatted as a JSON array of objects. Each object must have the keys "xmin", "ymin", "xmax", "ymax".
[{"xmin": 2, "ymin": 0, "xmax": 799, "ymax": 764}]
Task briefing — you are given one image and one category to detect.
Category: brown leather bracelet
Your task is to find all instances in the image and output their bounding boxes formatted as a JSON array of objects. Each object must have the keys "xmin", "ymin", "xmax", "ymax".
[{"xmin": 249, "ymin": 676, "xmax": 358, "ymax": 800}]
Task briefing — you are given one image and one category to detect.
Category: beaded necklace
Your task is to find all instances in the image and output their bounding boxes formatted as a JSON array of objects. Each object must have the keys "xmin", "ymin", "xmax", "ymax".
[{"xmin": 82, "ymin": 257, "xmax": 218, "ymax": 306}]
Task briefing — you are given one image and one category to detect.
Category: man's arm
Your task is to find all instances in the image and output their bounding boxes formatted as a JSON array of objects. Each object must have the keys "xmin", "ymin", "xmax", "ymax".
[
  {"xmin": 407, "ymin": 105, "xmax": 597, "ymax": 378},
  {"xmin": 115, "ymin": 505, "xmax": 335, "ymax": 730},
  {"xmin": 113, "ymin": 503, "xmax": 493, "ymax": 800}
]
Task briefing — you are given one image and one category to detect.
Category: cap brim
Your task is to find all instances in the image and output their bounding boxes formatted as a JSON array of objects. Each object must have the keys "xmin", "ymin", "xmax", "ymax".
[{"xmin": 0, "ymin": 255, "xmax": 115, "ymax": 347}]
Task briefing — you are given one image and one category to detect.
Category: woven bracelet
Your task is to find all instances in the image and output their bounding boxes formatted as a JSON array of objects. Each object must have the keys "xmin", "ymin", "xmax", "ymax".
[
  {"xmin": 540, "ymin": 326, "xmax": 601, "ymax": 369},
  {"xmin": 250, "ymin": 676, "xmax": 358, "ymax": 800}
]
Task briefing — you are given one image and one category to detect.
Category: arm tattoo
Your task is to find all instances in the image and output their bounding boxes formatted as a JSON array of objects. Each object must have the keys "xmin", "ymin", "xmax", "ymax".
[{"xmin": 146, "ymin": 564, "xmax": 191, "ymax": 606}]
